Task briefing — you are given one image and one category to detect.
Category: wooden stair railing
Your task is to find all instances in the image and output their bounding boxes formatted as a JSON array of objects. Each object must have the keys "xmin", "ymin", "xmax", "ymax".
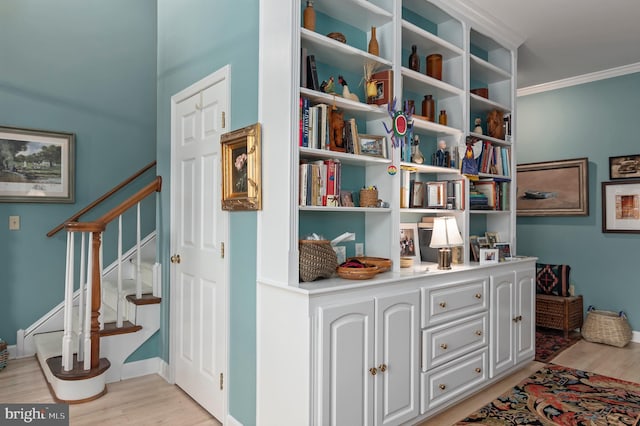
[{"xmin": 62, "ymin": 176, "xmax": 162, "ymax": 371}]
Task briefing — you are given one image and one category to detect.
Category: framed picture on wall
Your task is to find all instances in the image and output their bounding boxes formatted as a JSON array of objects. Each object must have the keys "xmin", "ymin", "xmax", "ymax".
[
  {"xmin": 609, "ymin": 154, "xmax": 640, "ymax": 179},
  {"xmin": 0, "ymin": 126, "xmax": 75, "ymax": 203},
  {"xmin": 221, "ymin": 123, "xmax": 262, "ymax": 211},
  {"xmin": 516, "ymin": 157, "xmax": 589, "ymax": 216},
  {"xmin": 602, "ymin": 180, "xmax": 640, "ymax": 233}
]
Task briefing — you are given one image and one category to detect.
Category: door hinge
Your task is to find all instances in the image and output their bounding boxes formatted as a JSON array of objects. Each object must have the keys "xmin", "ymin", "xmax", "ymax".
[
  {"xmin": 221, "ymin": 242, "xmax": 225, "ymax": 259},
  {"xmin": 222, "ymin": 111, "xmax": 226, "ymax": 129},
  {"xmin": 220, "ymin": 372, "xmax": 224, "ymax": 390}
]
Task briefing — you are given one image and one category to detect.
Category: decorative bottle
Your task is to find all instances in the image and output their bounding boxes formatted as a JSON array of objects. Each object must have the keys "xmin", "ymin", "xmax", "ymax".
[
  {"xmin": 411, "ymin": 135, "xmax": 424, "ymax": 164},
  {"xmin": 409, "ymin": 45, "xmax": 419, "ymax": 72},
  {"xmin": 422, "ymin": 95, "xmax": 435, "ymax": 122},
  {"xmin": 303, "ymin": 1, "xmax": 316, "ymax": 31},
  {"xmin": 368, "ymin": 26, "xmax": 379, "ymax": 56},
  {"xmin": 439, "ymin": 110, "xmax": 447, "ymax": 126},
  {"xmin": 426, "ymin": 54, "xmax": 443, "ymax": 80}
]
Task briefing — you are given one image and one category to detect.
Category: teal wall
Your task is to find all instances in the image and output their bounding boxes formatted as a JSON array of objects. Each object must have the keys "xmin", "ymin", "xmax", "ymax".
[
  {"xmin": 0, "ymin": 0, "xmax": 157, "ymax": 346},
  {"xmin": 156, "ymin": 1, "xmax": 258, "ymax": 424},
  {"xmin": 516, "ymin": 72, "xmax": 640, "ymax": 329}
]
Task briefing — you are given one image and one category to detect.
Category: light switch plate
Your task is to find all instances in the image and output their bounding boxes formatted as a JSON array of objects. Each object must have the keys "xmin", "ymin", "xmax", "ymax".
[{"xmin": 9, "ymin": 216, "xmax": 20, "ymax": 230}]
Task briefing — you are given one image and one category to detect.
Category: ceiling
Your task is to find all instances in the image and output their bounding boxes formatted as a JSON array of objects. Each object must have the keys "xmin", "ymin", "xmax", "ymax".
[{"xmin": 465, "ymin": 0, "xmax": 640, "ymax": 89}]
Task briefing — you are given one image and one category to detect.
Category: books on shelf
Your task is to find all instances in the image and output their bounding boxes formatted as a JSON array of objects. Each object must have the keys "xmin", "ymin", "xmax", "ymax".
[
  {"xmin": 299, "ymin": 159, "xmax": 341, "ymax": 207},
  {"xmin": 470, "ymin": 180, "xmax": 510, "ymax": 211},
  {"xmin": 299, "ymin": 98, "xmax": 331, "ymax": 149},
  {"xmin": 476, "ymin": 140, "xmax": 511, "ymax": 177}
]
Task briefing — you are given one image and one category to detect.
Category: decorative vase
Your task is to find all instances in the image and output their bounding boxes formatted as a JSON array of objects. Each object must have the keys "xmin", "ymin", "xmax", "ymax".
[
  {"xmin": 368, "ymin": 26, "xmax": 379, "ymax": 56},
  {"xmin": 303, "ymin": 1, "xmax": 316, "ymax": 31},
  {"xmin": 422, "ymin": 95, "xmax": 435, "ymax": 122},
  {"xmin": 411, "ymin": 136, "xmax": 424, "ymax": 164},
  {"xmin": 438, "ymin": 110, "xmax": 447, "ymax": 126},
  {"xmin": 409, "ymin": 45, "xmax": 419, "ymax": 72},
  {"xmin": 426, "ymin": 54, "xmax": 442, "ymax": 80}
]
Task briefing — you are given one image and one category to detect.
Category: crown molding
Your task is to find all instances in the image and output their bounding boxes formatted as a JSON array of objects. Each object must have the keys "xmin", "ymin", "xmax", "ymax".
[{"xmin": 518, "ymin": 62, "xmax": 640, "ymax": 97}]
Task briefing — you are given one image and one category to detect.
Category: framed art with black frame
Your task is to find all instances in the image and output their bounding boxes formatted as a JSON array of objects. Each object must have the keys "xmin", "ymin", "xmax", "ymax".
[{"xmin": 602, "ymin": 180, "xmax": 640, "ymax": 233}]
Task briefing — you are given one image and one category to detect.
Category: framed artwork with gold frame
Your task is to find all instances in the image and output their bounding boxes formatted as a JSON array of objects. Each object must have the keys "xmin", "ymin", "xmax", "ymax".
[{"xmin": 221, "ymin": 123, "xmax": 262, "ymax": 211}]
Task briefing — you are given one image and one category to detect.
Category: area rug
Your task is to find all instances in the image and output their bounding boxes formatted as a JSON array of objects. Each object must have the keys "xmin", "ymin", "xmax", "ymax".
[
  {"xmin": 535, "ymin": 327, "xmax": 582, "ymax": 363},
  {"xmin": 454, "ymin": 364, "xmax": 640, "ymax": 425}
]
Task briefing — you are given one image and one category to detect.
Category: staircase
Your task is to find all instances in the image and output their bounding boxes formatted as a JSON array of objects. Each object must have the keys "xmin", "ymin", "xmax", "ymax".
[{"xmin": 19, "ymin": 163, "xmax": 163, "ymax": 403}]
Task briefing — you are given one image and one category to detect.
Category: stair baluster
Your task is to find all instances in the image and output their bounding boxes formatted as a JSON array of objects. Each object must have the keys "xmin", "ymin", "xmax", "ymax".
[
  {"xmin": 62, "ymin": 232, "xmax": 75, "ymax": 371},
  {"xmin": 77, "ymin": 232, "xmax": 86, "ymax": 363},
  {"xmin": 136, "ymin": 202, "xmax": 142, "ymax": 300},
  {"xmin": 117, "ymin": 216, "xmax": 124, "ymax": 328}
]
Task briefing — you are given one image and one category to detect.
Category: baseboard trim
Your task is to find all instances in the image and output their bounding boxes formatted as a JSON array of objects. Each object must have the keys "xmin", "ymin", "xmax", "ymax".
[
  {"xmin": 226, "ymin": 414, "xmax": 243, "ymax": 426},
  {"xmin": 120, "ymin": 357, "xmax": 162, "ymax": 380},
  {"xmin": 632, "ymin": 330, "xmax": 640, "ymax": 343},
  {"xmin": 158, "ymin": 358, "xmax": 172, "ymax": 383}
]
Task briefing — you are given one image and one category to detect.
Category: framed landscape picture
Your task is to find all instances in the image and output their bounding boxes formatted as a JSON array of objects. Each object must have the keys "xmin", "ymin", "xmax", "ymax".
[
  {"xmin": 516, "ymin": 157, "xmax": 589, "ymax": 216},
  {"xmin": 0, "ymin": 126, "xmax": 75, "ymax": 203}
]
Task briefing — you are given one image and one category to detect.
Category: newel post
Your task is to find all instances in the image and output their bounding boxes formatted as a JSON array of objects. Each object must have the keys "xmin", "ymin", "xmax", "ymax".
[{"xmin": 90, "ymin": 230, "xmax": 102, "ymax": 369}]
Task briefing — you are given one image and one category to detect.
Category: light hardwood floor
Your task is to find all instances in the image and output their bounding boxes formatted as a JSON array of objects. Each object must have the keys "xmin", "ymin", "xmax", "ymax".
[{"xmin": 1, "ymin": 340, "xmax": 639, "ymax": 425}]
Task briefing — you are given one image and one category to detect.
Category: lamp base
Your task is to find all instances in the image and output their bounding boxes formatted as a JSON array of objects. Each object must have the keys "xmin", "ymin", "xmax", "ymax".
[{"xmin": 437, "ymin": 247, "xmax": 452, "ymax": 270}]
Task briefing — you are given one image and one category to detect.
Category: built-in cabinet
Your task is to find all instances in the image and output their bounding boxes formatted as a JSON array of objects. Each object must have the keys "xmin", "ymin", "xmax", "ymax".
[{"xmin": 258, "ymin": 1, "xmax": 526, "ymax": 424}]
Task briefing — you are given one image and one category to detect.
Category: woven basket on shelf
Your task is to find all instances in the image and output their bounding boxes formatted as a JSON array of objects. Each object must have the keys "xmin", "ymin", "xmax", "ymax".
[
  {"xmin": 582, "ymin": 307, "xmax": 632, "ymax": 348},
  {"xmin": 299, "ymin": 240, "xmax": 338, "ymax": 282},
  {"xmin": 0, "ymin": 339, "xmax": 7, "ymax": 370},
  {"xmin": 359, "ymin": 188, "xmax": 379, "ymax": 207}
]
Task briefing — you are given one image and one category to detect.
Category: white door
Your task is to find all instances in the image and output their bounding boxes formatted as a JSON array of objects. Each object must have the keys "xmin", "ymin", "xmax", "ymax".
[
  {"xmin": 171, "ymin": 68, "xmax": 229, "ymax": 420},
  {"xmin": 375, "ymin": 291, "xmax": 420, "ymax": 426},
  {"xmin": 318, "ymin": 300, "xmax": 375, "ymax": 426}
]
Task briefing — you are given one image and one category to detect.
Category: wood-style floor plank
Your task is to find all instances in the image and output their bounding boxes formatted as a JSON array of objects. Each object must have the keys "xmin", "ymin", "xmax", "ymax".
[{"xmin": 2, "ymin": 341, "xmax": 639, "ymax": 425}]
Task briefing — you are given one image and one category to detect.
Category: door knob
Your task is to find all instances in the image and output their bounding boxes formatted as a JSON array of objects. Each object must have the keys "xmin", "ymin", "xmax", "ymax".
[
  {"xmin": 171, "ymin": 254, "xmax": 181, "ymax": 264},
  {"xmin": 378, "ymin": 364, "xmax": 387, "ymax": 372}
]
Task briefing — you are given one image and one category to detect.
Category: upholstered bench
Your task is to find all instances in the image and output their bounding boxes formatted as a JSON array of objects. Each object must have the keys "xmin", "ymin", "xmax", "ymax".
[{"xmin": 534, "ymin": 263, "xmax": 584, "ymax": 337}]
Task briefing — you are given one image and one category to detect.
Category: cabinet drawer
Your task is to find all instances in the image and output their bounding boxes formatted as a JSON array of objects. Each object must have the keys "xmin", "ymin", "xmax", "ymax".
[
  {"xmin": 420, "ymin": 349, "xmax": 487, "ymax": 413},
  {"xmin": 422, "ymin": 313, "xmax": 487, "ymax": 371},
  {"xmin": 422, "ymin": 278, "xmax": 488, "ymax": 327}
]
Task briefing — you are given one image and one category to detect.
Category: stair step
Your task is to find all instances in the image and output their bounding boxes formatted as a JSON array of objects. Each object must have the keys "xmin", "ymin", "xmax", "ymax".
[
  {"xmin": 100, "ymin": 321, "xmax": 142, "ymax": 337},
  {"xmin": 47, "ymin": 354, "xmax": 110, "ymax": 381},
  {"xmin": 126, "ymin": 293, "xmax": 161, "ymax": 305}
]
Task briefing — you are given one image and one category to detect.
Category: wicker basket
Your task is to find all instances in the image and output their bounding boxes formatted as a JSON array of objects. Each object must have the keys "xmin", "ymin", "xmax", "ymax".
[
  {"xmin": 299, "ymin": 240, "xmax": 338, "ymax": 282},
  {"xmin": 0, "ymin": 339, "xmax": 7, "ymax": 370},
  {"xmin": 535, "ymin": 294, "xmax": 583, "ymax": 337},
  {"xmin": 582, "ymin": 307, "xmax": 632, "ymax": 348},
  {"xmin": 359, "ymin": 188, "xmax": 379, "ymax": 207}
]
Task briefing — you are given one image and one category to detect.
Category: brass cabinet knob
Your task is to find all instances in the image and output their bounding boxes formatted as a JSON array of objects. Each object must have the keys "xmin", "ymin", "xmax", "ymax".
[
  {"xmin": 439, "ymin": 301, "xmax": 447, "ymax": 308},
  {"xmin": 440, "ymin": 343, "xmax": 448, "ymax": 350},
  {"xmin": 439, "ymin": 384, "xmax": 446, "ymax": 390},
  {"xmin": 170, "ymin": 254, "xmax": 181, "ymax": 264},
  {"xmin": 378, "ymin": 364, "xmax": 387, "ymax": 372},
  {"xmin": 475, "ymin": 330, "xmax": 483, "ymax": 336},
  {"xmin": 475, "ymin": 367, "xmax": 482, "ymax": 373},
  {"xmin": 475, "ymin": 293, "xmax": 482, "ymax": 299},
  {"xmin": 369, "ymin": 367, "xmax": 377, "ymax": 376}
]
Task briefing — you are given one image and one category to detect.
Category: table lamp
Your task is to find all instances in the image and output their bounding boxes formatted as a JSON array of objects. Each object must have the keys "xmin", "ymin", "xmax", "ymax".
[{"xmin": 429, "ymin": 216, "xmax": 463, "ymax": 270}]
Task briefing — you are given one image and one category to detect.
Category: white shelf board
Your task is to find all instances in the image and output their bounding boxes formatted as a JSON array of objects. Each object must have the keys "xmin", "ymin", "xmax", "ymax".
[
  {"xmin": 400, "ymin": 162, "xmax": 461, "ymax": 175},
  {"xmin": 300, "ymin": 206, "xmax": 392, "ymax": 213},
  {"xmin": 402, "ymin": 67, "xmax": 464, "ymax": 98},
  {"xmin": 470, "ymin": 54, "xmax": 511, "ymax": 83},
  {"xmin": 469, "ymin": 93, "xmax": 510, "ymax": 115},
  {"xmin": 401, "ymin": 20, "xmax": 464, "ymax": 59},
  {"xmin": 313, "ymin": 0, "xmax": 393, "ymax": 32},
  {"xmin": 468, "ymin": 132, "xmax": 512, "ymax": 148},
  {"xmin": 411, "ymin": 116, "xmax": 462, "ymax": 137},
  {"xmin": 300, "ymin": 87, "xmax": 388, "ymax": 121},
  {"xmin": 300, "ymin": 147, "xmax": 391, "ymax": 166}
]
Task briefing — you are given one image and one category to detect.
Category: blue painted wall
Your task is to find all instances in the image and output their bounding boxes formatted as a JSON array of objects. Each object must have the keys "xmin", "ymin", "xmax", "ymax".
[
  {"xmin": 517, "ymin": 72, "xmax": 640, "ymax": 329},
  {"xmin": 0, "ymin": 0, "xmax": 157, "ymax": 346},
  {"xmin": 156, "ymin": 1, "xmax": 258, "ymax": 424}
]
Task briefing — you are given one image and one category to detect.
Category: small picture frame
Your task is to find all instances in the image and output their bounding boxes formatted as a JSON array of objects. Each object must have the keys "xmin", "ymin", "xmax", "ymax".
[
  {"xmin": 426, "ymin": 181, "xmax": 446, "ymax": 208},
  {"xmin": 601, "ymin": 180, "xmax": 640, "ymax": 233},
  {"xmin": 479, "ymin": 248, "xmax": 499, "ymax": 265},
  {"xmin": 411, "ymin": 181, "xmax": 425, "ymax": 208},
  {"xmin": 469, "ymin": 235, "xmax": 480, "ymax": 262},
  {"xmin": 494, "ymin": 242, "xmax": 512, "ymax": 261},
  {"xmin": 400, "ymin": 223, "xmax": 421, "ymax": 265},
  {"xmin": 485, "ymin": 232, "xmax": 499, "ymax": 247},
  {"xmin": 609, "ymin": 155, "xmax": 640, "ymax": 179},
  {"xmin": 221, "ymin": 123, "xmax": 262, "ymax": 210},
  {"xmin": 368, "ymin": 70, "xmax": 393, "ymax": 106},
  {"xmin": 340, "ymin": 190, "xmax": 354, "ymax": 207},
  {"xmin": 477, "ymin": 236, "xmax": 490, "ymax": 248},
  {"xmin": 356, "ymin": 134, "xmax": 387, "ymax": 159}
]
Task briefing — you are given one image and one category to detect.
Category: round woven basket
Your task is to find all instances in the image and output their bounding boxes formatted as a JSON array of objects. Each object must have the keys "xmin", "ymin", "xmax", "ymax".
[
  {"xmin": 299, "ymin": 240, "xmax": 338, "ymax": 282},
  {"xmin": 582, "ymin": 308, "xmax": 632, "ymax": 348},
  {"xmin": 359, "ymin": 189, "xmax": 379, "ymax": 207}
]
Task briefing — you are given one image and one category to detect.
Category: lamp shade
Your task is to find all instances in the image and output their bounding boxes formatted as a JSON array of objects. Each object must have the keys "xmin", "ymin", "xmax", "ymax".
[{"xmin": 429, "ymin": 217, "xmax": 463, "ymax": 248}]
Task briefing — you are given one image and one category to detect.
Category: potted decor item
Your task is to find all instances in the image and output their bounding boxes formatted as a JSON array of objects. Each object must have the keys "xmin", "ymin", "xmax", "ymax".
[{"xmin": 363, "ymin": 61, "xmax": 379, "ymax": 101}]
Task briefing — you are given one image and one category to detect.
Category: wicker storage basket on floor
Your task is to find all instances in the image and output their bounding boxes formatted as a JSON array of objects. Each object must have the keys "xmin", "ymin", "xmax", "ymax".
[
  {"xmin": 582, "ymin": 307, "xmax": 632, "ymax": 348},
  {"xmin": 299, "ymin": 240, "xmax": 338, "ymax": 282},
  {"xmin": 536, "ymin": 294, "xmax": 583, "ymax": 337},
  {"xmin": 0, "ymin": 339, "xmax": 7, "ymax": 370}
]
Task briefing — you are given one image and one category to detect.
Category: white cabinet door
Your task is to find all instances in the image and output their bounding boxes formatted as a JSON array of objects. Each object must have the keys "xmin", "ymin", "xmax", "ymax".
[
  {"xmin": 515, "ymin": 269, "xmax": 535, "ymax": 363},
  {"xmin": 490, "ymin": 272, "xmax": 515, "ymax": 378},
  {"xmin": 318, "ymin": 300, "xmax": 375, "ymax": 426},
  {"xmin": 375, "ymin": 291, "xmax": 420, "ymax": 426}
]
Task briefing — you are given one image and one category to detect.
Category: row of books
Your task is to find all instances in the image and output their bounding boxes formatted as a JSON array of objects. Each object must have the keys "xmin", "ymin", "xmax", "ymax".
[
  {"xmin": 476, "ymin": 141, "xmax": 511, "ymax": 177},
  {"xmin": 469, "ymin": 180, "xmax": 510, "ymax": 211},
  {"xmin": 299, "ymin": 159, "xmax": 341, "ymax": 207},
  {"xmin": 299, "ymin": 97, "xmax": 359, "ymax": 153}
]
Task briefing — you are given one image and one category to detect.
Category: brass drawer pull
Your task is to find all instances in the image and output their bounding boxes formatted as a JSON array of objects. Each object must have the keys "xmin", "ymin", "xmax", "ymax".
[
  {"xmin": 378, "ymin": 364, "xmax": 387, "ymax": 372},
  {"xmin": 439, "ymin": 384, "xmax": 446, "ymax": 390},
  {"xmin": 369, "ymin": 367, "xmax": 377, "ymax": 376},
  {"xmin": 475, "ymin": 293, "xmax": 482, "ymax": 299},
  {"xmin": 475, "ymin": 330, "xmax": 483, "ymax": 336},
  {"xmin": 439, "ymin": 301, "xmax": 447, "ymax": 308},
  {"xmin": 475, "ymin": 367, "xmax": 482, "ymax": 373},
  {"xmin": 440, "ymin": 343, "xmax": 448, "ymax": 350}
]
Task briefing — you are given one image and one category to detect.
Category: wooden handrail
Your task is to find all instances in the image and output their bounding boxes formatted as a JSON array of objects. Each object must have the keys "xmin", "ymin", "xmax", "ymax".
[
  {"xmin": 47, "ymin": 161, "xmax": 157, "ymax": 237},
  {"xmin": 98, "ymin": 176, "xmax": 162, "ymax": 225}
]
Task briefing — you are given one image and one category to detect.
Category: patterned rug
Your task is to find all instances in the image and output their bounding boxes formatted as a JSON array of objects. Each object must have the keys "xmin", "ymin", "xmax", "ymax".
[
  {"xmin": 455, "ymin": 364, "xmax": 640, "ymax": 425},
  {"xmin": 535, "ymin": 327, "xmax": 582, "ymax": 363}
]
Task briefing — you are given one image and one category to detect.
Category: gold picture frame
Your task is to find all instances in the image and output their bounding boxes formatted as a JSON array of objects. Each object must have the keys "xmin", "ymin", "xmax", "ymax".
[{"xmin": 221, "ymin": 123, "xmax": 262, "ymax": 211}]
